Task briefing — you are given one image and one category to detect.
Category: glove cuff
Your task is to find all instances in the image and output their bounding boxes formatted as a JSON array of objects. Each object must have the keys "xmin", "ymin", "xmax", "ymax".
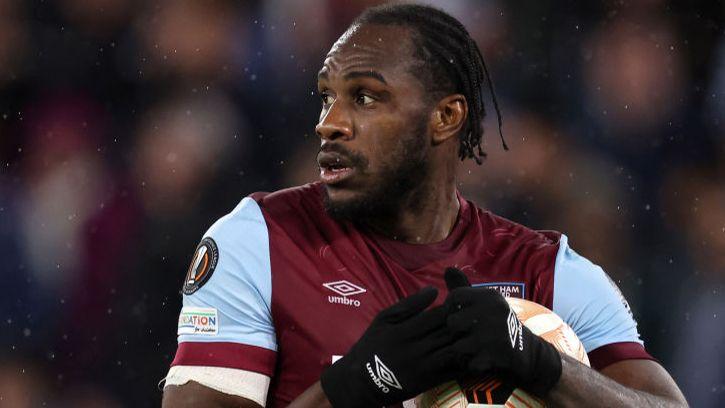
[
  {"xmin": 321, "ymin": 362, "xmax": 355, "ymax": 408},
  {"xmin": 520, "ymin": 331, "xmax": 563, "ymax": 397},
  {"xmin": 321, "ymin": 358, "xmax": 381, "ymax": 408}
]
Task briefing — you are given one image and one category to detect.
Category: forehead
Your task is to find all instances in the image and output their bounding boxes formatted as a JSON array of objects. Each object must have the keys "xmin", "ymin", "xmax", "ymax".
[{"xmin": 319, "ymin": 24, "xmax": 417, "ymax": 78}]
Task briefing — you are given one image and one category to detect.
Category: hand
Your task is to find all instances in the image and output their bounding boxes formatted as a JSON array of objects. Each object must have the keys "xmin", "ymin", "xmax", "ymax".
[
  {"xmin": 444, "ymin": 268, "xmax": 563, "ymax": 397},
  {"xmin": 320, "ymin": 287, "xmax": 460, "ymax": 408}
]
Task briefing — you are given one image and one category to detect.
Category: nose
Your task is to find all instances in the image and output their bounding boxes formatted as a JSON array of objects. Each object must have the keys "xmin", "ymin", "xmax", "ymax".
[{"xmin": 315, "ymin": 102, "xmax": 352, "ymax": 142}]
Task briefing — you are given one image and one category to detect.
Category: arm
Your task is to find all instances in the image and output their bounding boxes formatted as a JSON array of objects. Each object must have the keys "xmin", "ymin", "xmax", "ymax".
[
  {"xmin": 287, "ymin": 381, "xmax": 332, "ymax": 408},
  {"xmin": 162, "ymin": 380, "xmax": 333, "ymax": 408},
  {"xmin": 546, "ymin": 356, "xmax": 687, "ymax": 407},
  {"xmin": 443, "ymin": 265, "xmax": 687, "ymax": 406},
  {"xmin": 163, "ymin": 381, "xmax": 263, "ymax": 408},
  {"xmin": 162, "ymin": 198, "xmax": 277, "ymax": 407},
  {"xmin": 545, "ymin": 236, "xmax": 687, "ymax": 406}
]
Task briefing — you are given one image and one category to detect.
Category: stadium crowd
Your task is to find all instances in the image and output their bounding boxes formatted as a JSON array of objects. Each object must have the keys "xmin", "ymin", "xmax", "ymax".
[{"xmin": 0, "ymin": 0, "xmax": 723, "ymax": 406}]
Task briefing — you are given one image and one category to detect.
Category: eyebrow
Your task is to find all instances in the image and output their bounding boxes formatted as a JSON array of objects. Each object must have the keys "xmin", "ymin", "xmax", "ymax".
[{"xmin": 317, "ymin": 70, "xmax": 388, "ymax": 85}]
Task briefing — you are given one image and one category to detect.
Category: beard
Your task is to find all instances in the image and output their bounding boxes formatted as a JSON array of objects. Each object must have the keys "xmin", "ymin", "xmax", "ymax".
[{"xmin": 322, "ymin": 119, "xmax": 430, "ymax": 224}]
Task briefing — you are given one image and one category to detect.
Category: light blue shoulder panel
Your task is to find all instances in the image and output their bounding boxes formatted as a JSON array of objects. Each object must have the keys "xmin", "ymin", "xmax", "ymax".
[
  {"xmin": 553, "ymin": 235, "xmax": 642, "ymax": 353},
  {"xmin": 177, "ymin": 197, "xmax": 276, "ymax": 351}
]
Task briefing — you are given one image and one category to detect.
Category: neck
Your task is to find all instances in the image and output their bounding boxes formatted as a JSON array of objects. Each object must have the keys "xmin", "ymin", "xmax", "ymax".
[{"xmin": 364, "ymin": 179, "xmax": 460, "ymax": 244}]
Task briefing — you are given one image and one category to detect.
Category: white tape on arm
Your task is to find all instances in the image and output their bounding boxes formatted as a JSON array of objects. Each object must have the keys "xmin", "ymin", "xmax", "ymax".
[{"xmin": 164, "ymin": 365, "xmax": 270, "ymax": 407}]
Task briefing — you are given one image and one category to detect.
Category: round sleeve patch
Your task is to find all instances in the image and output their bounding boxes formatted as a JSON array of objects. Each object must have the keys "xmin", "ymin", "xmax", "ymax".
[{"xmin": 183, "ymin": 237, "xmax": 219, "ymax": 295}]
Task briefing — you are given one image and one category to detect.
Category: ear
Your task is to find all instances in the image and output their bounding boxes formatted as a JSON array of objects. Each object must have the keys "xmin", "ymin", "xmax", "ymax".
[{"xmin": 430, "ymin": 94, "xmax": 467, "ymax": 145}]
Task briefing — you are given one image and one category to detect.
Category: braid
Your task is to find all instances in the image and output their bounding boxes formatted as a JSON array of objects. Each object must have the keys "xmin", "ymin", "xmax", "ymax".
[{"xmin": 354, "ymin": 3, "xmax": 507, "ymax": 164}]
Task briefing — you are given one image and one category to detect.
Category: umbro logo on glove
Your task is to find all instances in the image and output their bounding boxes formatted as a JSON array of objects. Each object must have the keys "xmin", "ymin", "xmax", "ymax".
[
  {"xmin": 366, "ymin": 355, "xmax": 403, "ymax": 393},
  {"xmin": 445, "ymin": 267, "xmax": 562, "ymax": 398},
  {"xmin": 507, "ymin": 309, "xmax": 524, "ymax": 351}
]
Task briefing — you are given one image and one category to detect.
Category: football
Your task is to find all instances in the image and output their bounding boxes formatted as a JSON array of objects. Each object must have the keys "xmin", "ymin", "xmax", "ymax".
[{"xmin": 412, "ymin": 298, "xmax": 589, "ymax": 407}]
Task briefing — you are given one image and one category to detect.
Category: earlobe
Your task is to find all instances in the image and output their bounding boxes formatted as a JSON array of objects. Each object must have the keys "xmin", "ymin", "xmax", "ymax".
[{"xmin": 431, "ymin": 94, "xmax": 467, "ymax": 145}]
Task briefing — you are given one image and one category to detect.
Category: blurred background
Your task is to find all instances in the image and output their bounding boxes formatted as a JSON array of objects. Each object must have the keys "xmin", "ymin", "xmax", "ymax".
[{"xmin": 0, "ymin": 0, "xmax": 723, "ymax": 406}]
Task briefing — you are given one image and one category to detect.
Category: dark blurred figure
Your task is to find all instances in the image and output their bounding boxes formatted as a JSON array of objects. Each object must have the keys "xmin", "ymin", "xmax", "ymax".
[{"xmin": 663, "ymin": 163, "xmax": 725, "ymax": 406}]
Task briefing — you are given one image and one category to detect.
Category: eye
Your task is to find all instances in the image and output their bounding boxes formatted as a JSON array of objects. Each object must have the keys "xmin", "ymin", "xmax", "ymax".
[
  {"xmin": 355, "ymin": 93, "xmax": 375, "ymax": 106},
  {"xmin": 320, "ymin": 92, "xmax": 334, "ymax": 107}
]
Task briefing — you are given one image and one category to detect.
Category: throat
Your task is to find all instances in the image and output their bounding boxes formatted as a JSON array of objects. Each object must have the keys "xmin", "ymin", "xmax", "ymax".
[{"xmin": 363, "ymin": 188, "xmax": 460, "ymax": 244}]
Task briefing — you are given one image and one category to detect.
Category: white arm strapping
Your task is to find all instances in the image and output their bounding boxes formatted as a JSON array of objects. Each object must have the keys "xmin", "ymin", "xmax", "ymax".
[{"xmin": 164, "ymin": 365, "xmax": 270, "ymax": 407}]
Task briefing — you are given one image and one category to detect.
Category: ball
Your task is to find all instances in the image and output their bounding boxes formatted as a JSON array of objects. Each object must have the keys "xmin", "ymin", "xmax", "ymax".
[{"xmin": 412, "ymin": 298, "xmax": 589, "ymax": 408}]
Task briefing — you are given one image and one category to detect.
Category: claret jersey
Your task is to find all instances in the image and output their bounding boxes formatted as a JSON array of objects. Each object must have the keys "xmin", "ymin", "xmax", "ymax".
[{"xmin": 168, "ymin": 182, "xmax": 652, "ymax": 406}]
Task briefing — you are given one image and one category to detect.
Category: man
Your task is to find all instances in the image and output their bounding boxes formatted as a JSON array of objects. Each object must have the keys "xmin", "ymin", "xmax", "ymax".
[{"xmin": 162, "ymin": 4, "xmax": 687, "ymax": 407}]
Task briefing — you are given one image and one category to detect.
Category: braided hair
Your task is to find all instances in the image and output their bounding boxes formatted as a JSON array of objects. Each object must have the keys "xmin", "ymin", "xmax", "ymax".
[{"xmin": 353, "ymin": 3, "xmax": 507, "ymax": 164}]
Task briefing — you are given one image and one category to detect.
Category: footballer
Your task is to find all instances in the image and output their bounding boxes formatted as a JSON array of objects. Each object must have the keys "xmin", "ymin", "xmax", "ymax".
[{"xmin": 162, "ymin": 4, "xmax": 687, "ymax": 407}]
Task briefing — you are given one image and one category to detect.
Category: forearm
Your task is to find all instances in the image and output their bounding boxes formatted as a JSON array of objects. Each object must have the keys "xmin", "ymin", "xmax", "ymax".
[
  {"xmin": 545, "ymin": 355, "xmax": 687, "ymax": 408},
  {"xmin": 287, "ymin": 381, "xmax": 333, "ymax": 408}
]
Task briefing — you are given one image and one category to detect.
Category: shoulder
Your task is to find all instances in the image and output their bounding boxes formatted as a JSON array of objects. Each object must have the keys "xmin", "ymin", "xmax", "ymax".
[
  {"xmin": 248, "ymin": 183, "xmax": 337, "ymax": 239},
  {"xmin": 205, "ymin": 183, "xmax": 324, "ymax": 238},
  {"xmin": 477, "ymin": 207, "xmax": 562, "ymax": 251},
  {"xmin": 463, "ymin": 200, "xmax": 563, "ymax": 305},
  {"xmin": 206, "ymin": 195, "xmax": 267, "ymax": 238},
  {"xmin": 551, "ymin": 235, "xmax": 633, "ymax": 320},
  {"xmin": 472, "ymin": 205, "xmax": 563, "ymax": 273},
  {"xmin": 177, "ymin": 195, "xmax": 277, "ymax": 351},
  {"xmin": 551, "ymin": 235, "xmax": 645, "ymax": 358},
  {"xmin": 185, "ymin": 195, "xmax": 272, "ymax": 305},
  {"xmin": 249, "ymin": 182, "xmax": 324, "ymax": 217}
]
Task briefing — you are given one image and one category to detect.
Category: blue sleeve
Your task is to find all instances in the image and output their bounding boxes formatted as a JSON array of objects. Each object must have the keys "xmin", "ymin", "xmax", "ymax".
[
  {"xmin": 177, "ymin": 197, "xmax": 276, "ymax": 352},
  {"xmin": 552, "ymin": 235, "xmax": 643, "ymax": 353}
]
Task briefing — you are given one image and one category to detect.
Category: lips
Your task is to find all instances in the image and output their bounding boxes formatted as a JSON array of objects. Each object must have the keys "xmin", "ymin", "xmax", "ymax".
[{"xmin": 317, "ymin": 152, "xmax": 356, "ymax": 185}]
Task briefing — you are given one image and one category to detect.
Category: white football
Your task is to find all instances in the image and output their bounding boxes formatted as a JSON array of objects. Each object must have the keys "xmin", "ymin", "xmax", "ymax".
[{"xmin": 412, "ymin": 298, "xmax": 589, "ymax": 408}]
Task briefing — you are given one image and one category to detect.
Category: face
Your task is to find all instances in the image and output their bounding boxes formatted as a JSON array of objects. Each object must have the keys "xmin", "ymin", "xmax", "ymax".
[{"xmin": 316, "ymin": 24, "xmax": 433, "ymax": 221}]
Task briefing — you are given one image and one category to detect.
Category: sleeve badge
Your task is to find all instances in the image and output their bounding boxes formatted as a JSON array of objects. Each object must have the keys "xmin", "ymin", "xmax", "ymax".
[{"xmin": 182, "ymin": 237, "xmax": 219, "ymax": 295}]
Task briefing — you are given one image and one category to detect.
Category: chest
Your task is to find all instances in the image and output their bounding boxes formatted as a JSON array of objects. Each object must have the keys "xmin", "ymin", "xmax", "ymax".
[{"xmin": 264, "ymin": 233, "xmax": 538, "ymax": 406}]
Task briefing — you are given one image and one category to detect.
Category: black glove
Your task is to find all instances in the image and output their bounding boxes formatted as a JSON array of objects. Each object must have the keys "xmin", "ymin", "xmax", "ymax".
[
  {"xmin": 444, "ymin": 267, "xmax": 563, "ymax": 397},
  {"xmin": 321, "ymin": 287, "xmax": 460, "ymax": 407}
]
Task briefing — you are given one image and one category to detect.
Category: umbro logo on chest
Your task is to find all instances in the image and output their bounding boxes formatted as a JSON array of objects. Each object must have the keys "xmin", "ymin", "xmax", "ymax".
[{"xmin": 323, "ymin": 280, "xmax": 367, "ymax": 307}]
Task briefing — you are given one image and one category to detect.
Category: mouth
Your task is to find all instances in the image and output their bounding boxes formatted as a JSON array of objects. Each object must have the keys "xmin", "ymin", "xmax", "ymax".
[
  {"xmin": 320, "ymin": 165, "xmax": 355, "ymax": 185},
  {"xmin": 317, "ymin": 152, "xmax": 356, "ymax": 186}
]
